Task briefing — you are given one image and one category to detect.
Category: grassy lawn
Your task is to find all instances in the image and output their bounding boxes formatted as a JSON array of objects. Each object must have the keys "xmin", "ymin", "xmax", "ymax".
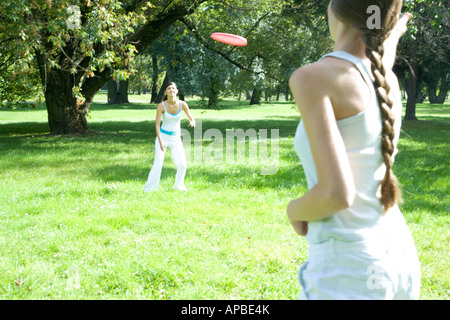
[{"xmin": 0, "ymin": 93, "xmax": 448, "ymax": 300}]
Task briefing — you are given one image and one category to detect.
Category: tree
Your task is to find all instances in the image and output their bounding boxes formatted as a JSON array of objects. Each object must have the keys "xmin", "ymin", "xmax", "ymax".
[
  {"xmin": 0, "ymin": 0, "xmax": 212, "ymax": 134},
  {"xmin": 107, "ymin": 79, "xmax": 129, "ymax": 104},
  {"xmin": 397, "ymin": 0, "xmax": 449, "ymax": 120},
  {"xmin": 150, "ymin": 53, "xmax": 159, "ymax": 102},
  {"xmin": 3, "ymin": 0, "xmax": 312, "ymax": 133},
  {"xmin": 0, "ymin": 30, "xmax": 42, "ymax": 107},
  {"xmin": 181, "ymin": 0, "xmax": 331, "ymax": 107}
]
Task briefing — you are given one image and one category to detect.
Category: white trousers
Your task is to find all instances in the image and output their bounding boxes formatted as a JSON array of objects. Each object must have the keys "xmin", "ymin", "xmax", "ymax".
[
  {"xmin": 144, "ymin": 133, "xmax": 187, "ymax": 192},
  {"xmin": 298, "ymin": 222, "xmax": 421, "ymax": 300}
]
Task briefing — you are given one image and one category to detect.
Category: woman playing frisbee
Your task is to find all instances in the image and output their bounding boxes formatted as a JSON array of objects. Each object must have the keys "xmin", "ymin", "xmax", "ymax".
[
  {"xmin": 287, "ymin": 0, "xmax": 420, "ymax": 299},
  {"xmin": 144, "ymin": 82, "xmax": 195, "ymax": 192}
]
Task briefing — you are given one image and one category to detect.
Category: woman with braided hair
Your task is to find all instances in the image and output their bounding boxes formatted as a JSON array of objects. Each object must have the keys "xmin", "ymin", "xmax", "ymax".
[{"xmin": 287, "ymin": 0, "xmax": 420, "ymax": 299}]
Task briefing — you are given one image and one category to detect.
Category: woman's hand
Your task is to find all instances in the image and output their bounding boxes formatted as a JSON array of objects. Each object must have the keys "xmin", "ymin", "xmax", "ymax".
[
  {"xmin": 286, "ymin": 199, "xmax": 308, "ymax": 236},
  {"xmin": 290, "ymin": 220, "xmax": 309, "ymax": 237},
  {"xmin": 182, "ymin": 101, "xmax": 196, "ymax": 128},
  {"xmin": 383, "ymin": 12, "xmax": 412, "ymax": 69},
  {"xmin": 392, "ymin": 12, "xmax": 413, "ymax": 39},
  {"xmin": 158, "ymin": 138, "xmax": 166, "ymax": 152}
]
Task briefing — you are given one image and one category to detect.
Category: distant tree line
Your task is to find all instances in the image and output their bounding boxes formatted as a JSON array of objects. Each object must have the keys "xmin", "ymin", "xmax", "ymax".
[{"xmin": 0, "ymin": 0, "xmax": 447, "ymax": 134}]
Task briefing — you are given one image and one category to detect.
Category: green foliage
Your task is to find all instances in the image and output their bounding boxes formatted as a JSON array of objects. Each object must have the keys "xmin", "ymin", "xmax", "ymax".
[
  {"xmin": 0, "ymin": 48, "xmax": 43, "ymax": 107},
  {"xmin": 397, "ymin": 0, "xmax": 449, "ymax": 97},
  {"xmin": 0, "ymin": 0, "xmax": 447, "ymax": 117},
  {"xmin": 0, "ymin": 0, "xmax": 150, "ymax": 104},
  {"xmin": 144, "ymin": 0, "xmax": 333, "ymax": 106}
]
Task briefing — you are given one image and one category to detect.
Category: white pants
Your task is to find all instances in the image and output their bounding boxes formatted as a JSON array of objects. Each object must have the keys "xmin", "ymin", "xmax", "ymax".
[
  {"xmin": 144, "ymin": 133, "xmax": 187, "ymax": 192},
  {"xmin": 298, "ymin": 223, "xmax": 421, "ymax": 300}
]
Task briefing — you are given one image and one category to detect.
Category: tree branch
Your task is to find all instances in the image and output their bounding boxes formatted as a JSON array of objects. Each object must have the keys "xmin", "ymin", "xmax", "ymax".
[
  {"xmin": 211, "ymin": 0, "xmax": 266, "ymax": 12},
  {"xmin": 180, "ymin": 17, "xmax": 285, "ymax": 84},
  {"xmin": 128, "ymin": 1, "xmax": 207, "ymax": 54},
  {"xmin": 397, "ymin": 54, "xmax": 417, "ymax": 79}
]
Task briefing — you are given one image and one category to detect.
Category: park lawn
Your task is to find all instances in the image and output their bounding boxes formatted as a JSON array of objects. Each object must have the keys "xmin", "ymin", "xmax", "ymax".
[{"xmin": 0, "ymin": 95, "xmax": 448, "ymax": 300}]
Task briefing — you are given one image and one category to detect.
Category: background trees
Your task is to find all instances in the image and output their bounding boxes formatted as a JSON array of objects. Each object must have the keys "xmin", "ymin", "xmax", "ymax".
[
  {"xmin": 396, "ymin": 0, "xmax": 449, "ymax": 120},
  {"xmin": 0, "ymin": 0, "xmax": 448, "ymax": 134},
  {"xmin": 144, "ymin": 0, "xmax": 331, "ymax": 107},
  {"xmin": 0, "ymin": 0, "xmax": 209, "ymax": 134}
]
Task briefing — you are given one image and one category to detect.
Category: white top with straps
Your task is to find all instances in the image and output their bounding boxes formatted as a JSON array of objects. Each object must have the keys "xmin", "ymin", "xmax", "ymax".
[
  {"xmin": 161, "ymin": 101, "xmax": 182, "ymax": 136},
  {"xmin": 294, "ymin": 51, "xmax": 403, "ymax": 243}
]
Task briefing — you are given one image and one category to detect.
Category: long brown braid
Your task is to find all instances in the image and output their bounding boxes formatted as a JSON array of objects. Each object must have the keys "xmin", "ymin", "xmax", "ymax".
[
  {"xmin": 364, "ymin": 36, "xmax": 402, "ymax": 211},
  {"xmin": 331, "ymin": 0, "xmax": 403, "ymax": 211}
]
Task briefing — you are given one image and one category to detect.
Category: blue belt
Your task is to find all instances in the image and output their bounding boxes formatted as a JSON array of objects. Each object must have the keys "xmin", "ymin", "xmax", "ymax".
[{"xmin": 160, "ymin": 128, "xmax": 179, "ymax": 136}]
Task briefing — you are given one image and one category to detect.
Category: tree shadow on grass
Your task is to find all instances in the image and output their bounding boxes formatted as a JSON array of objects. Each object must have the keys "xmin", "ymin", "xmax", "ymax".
[
  {"xmin": 395, "ymin": 121, "xmax": 449, "ymax": 216},
  {"xmin": 93, "ymin": 164, "xmax": 177, "ymax": 184},
  {"xmin": 86, "ymin": 117, "xmax": 300, "ymax": 138},
  {"xmin": 0, "ymin": 110, "xmax": 299, "ymax": 138},
  {"xmin": 0, "ymin": 122, "xmax": 50, "ymax": 137},
  {"xmin": 87, "ymin": 99, "xmax": 295, "ymax": 111},
  {"xmin": 186, "ymin": 164, "xmax": 305, "ymax": 191},
  {"xmin": 2, "ymin": 113, "xmax": 448, "ymax": 213}
]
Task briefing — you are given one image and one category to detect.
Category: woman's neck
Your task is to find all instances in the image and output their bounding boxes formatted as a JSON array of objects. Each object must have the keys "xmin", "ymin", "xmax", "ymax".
[
  {"xmin": 333, "ymin": 24, "xmax": 366, "ymax": 60},
  {"xmin": 166, "ymin": 96, "xmax": 177, "ymax": 105}
]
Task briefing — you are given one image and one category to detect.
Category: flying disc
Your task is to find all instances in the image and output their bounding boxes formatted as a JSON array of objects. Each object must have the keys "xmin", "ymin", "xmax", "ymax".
[{"xmin": 211, "ymin": 32, "xmax": 247, "ymax": 46}]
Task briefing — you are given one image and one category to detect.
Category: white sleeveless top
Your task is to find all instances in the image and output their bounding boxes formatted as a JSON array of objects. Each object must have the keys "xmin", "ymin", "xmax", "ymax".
[
  {"xmin": 160, "ymin": 101, "xmax": 182, "ymax": 136},
  {"xmin": 294, "ymin": 51, "xmax": 403, "ymax": 243}
]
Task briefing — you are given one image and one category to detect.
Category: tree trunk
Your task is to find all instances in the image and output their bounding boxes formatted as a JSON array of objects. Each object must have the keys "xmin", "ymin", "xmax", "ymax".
[
  {"xmin": 208, "ymin": 73, "xmax": 220, "ymax": 109},
  {"xmin": 405, "ymin": 61, "xmax": 418, "ymax": 121},
  {"xmin": 276, "ymin": 85, "xmax": 281, "ymax": 101},
  {"xmin": 264, "ymin": 87, "xmax": 271, "ymax": 102},
  {"xmin": 119, "ymin": 80, "xmax": 129, "ymax": 103},
  {"xmin": 404, "ymin": 34, "xmax": 421, "ymax": 121},
  {"xmin": 436, "ymin": 80, "xmax": 448, "ymax": 104},
  {"xmin": 284, "ymin": 87, "xmax": 289, "ymax": 101},
  {"xmin": 250, "ymin": 86, "xmax": 261, "ymax": 105},
  {"xmin": 108, "ymin": 79, "xmax": 119, "ymax": 104},
  {"xmin": 44, "ymin": 71, "xmax": 90, "ymax": 135},
  {"xmin": 150, "ymin": 53, "xmax": 159, "ymax": 103},
  {"xmin": 416, "ymin": 80, "xmax": 425, "ymax": 103},
  {"xmin": 428, "ymin": 75, "xmax": 448, "ymax": 104},
  {"xmin": 108, "ymin": 79, "xmax": 129, "ymax": 104},
  {"xmin": 35, "ymin": 4, "xmax": 201, "ymax": 135},
  {"xmin": 156, "ymin": 73, "xmax": 170, "ymax": 103}
]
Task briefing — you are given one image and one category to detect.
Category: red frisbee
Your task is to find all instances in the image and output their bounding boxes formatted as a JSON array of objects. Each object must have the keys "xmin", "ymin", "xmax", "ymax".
[{"xmin": 211, "ymin": 32, "xmax": 247, "ymax": 46}]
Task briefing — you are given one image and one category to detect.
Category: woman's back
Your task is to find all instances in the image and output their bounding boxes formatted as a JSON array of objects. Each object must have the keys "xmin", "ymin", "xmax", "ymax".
[{"xmin": 294, "ymin": 51, "xmax": 403, "ymax": 243}]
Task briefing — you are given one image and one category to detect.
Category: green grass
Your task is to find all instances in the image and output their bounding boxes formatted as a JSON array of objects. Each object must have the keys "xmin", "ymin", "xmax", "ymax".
[{"xmin": 0, "ymin": 94, "xmax": 448, "ymax": 300}]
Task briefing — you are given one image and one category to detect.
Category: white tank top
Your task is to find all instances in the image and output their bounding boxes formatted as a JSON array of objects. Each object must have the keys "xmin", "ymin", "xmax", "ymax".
[
  {"xmin": 294, "ymin": 51, "xmax": 403, "ymax": 243},
  {"xmin": 160, "ymin": 101, "xmax": 182, "ymax": 135}
]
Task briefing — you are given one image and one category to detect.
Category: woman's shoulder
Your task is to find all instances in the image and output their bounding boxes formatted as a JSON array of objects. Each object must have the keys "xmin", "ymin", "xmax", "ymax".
[
  {"xmin": 291, "ymin": 57, "xmax": 369, "ymax": 99},
  {"xmin": 157, "ymin": 101, "xmax": 165, "ymax": 111},
  {"xmin": 180, "ymin": 100, "xmax": 189, "ymax": 108},
  {"xmin": 293, "ymin": 58, "xmax": 342, "ymax": 81},
  {"xmin": 289, "ymin": 61, "xmax": 336, "ymax": 95},
  {"xmin": 293, "ymin": 56, "xmax": 359, "ymax": 79}
]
